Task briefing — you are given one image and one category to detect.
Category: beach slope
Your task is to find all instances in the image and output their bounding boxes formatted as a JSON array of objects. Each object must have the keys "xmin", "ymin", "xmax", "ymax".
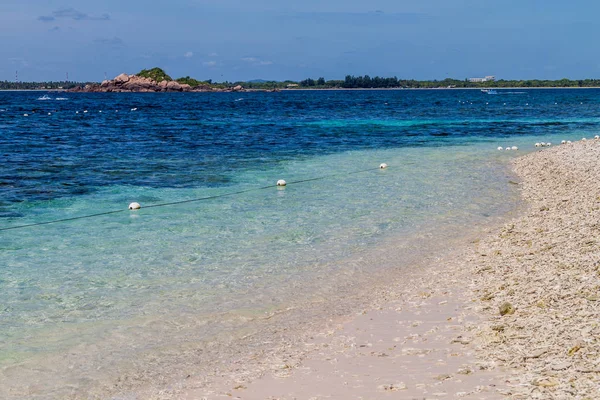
[
  {"xmin": 189, "ymin": 140, "xmax": 600, "ymax": 399},
  {"xmin": 472, "ymin": 140, "xmax": 600, "ymax": 398}
]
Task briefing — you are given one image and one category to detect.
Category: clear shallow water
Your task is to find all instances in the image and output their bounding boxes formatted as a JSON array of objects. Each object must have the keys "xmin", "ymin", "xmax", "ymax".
[{"xmin": 1, "ymin": 89, "xmax": 600, "ymax": 397}]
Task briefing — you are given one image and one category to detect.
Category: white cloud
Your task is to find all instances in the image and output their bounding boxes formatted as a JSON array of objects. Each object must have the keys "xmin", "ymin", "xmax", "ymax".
[
  {"xmin": 203, "ymin": 61, "xmax": 217, "ymax": 67},
  {"xmin": 38, "ymin": 8, "xmax": 110, "ymax": 22},
  {"xmin": 241, "ymin": 57, "xmax": 273, "ymax": 66},
  {"xmin": 184, "ymin": 51, "xmax": 194, "ymax": 58},
  {"xmin": 8, "ymin": 57, "xmax": 29, "ymax": 67},
  {"xmin": 94, "ymin": 37, "xmax": 124, "ymax": 47}
]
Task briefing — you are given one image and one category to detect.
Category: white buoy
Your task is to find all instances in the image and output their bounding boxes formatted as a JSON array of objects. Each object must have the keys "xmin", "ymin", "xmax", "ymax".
[
  {"xmin": 379, "ymin": 163, "xmax": 388, "ymax": 169},
  {"xmin": 541, "ymin": 142, "xmax": 546, "ymax": 147},
  {"xmin": 76, "ymin": 111, "xmax": 79, "ymax": 114},
  {"xmin": 83, "ymin": 110, "xmax": 88, "ymax": 113},
  {"xmin": 547, "ymin": 142, "xmax": 552, "ymax": 146},
  {"xmin": 595, "ymin": 135, "xmax": 599, "ymax": 140},
  {"xmin": 99, "ymin": 110, "xmax": 102, "ymax": 113},
  {"xmin": 505, "ymin": 147, "xmax": 511, "ymax": 151},
  {"xmin": 497, "ymin": 146, "xmax": 503, "ymax": 151},
  {"xmin": 23, "ymin": 114, "xmax": 28, "ymax": 117},
  {"xmin": 511, "ymin": 146, "xmax": 518, "ymax": 150},
  {"xmin": 561, "ymin": 140, "xmax": 566, "ymax": 144},
  {"xmin": 535, "ymin": 143, "xmax": 541, "ymax": 147},
  {"xmin": 128, "ymin": 202, "xmax": 141, "ymax": 210},
  {"xmin": 48, "ymin": 112, "xmax": 51, "ymax": 116},
  {"xmin": 567, "ymin": 141, "xmax": 572, "ymax": 144},
  {"xmin": 276, "ymin": 179, "xmax": 286, "ymax": 186},
  {"xmin": 582, "ymin": 138, "xmax": 587, "ymax": 141},
  {"xmin": 131, "ymin": 107, "xmax": 138, "ymax": 111}
]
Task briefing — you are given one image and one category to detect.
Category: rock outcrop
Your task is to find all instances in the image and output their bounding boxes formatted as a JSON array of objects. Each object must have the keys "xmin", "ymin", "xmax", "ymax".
[{"xmin": 69, "ymin": 73, "xmax": 244, "ymax": 93}]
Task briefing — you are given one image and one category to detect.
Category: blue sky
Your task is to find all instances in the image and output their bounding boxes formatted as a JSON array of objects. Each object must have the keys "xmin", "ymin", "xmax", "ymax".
[{"xmin": 1, "ymin": 0, "xmax": 600, "ymax": 82}]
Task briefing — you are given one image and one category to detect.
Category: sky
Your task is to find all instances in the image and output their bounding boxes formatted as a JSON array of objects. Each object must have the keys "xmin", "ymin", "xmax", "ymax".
[{"xmin": 1, "ymin": 0, "xmax": 600, "ymax": 82}]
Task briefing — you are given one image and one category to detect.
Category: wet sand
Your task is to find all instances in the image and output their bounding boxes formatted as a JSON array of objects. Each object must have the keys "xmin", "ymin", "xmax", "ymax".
[
  {"xmin": 183, "ymin": 139, "xmax": 600, "ymax": 399},
  {"xmin": 184, "ymin": 245, "xmax": 507, "ymax": 400}
]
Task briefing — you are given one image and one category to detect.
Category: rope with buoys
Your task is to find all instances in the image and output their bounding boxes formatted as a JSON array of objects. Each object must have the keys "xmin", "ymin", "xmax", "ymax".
[{"xmin": 0, "ymin": 165, "xmax": 387, "ymax": 232}]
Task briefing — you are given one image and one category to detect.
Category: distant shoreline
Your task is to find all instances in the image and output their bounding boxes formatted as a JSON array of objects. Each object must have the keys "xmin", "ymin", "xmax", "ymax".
[
  {"xmin": 0, "ymin": 89, "xmax": 68, "ymax": 92},
  {"xmin": 3, "ymin": 87, "xmax": 600, "ymax": 92},
  {"xmin": 5, "ymin": 67, "xmax": 600, "ymax": 92},
  {"xmin": 277, "ymin": 86, "xmax": 600, "ymax": 91}
]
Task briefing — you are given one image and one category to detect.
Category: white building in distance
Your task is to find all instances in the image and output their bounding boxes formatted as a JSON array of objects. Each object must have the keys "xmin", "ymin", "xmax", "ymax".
[{"xmin": 469, "ymin": 75, "xmax": 496, "ymax": 83}]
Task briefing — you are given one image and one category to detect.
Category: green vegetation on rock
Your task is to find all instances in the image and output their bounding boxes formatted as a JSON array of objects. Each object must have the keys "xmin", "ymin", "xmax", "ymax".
[
  {"xmin": 176, "ymin": 76, "xmax": 209, "ymax": 87},
  {"xmin": 138, "ymin": 67, "xmax": 172, "ymax": 83}
]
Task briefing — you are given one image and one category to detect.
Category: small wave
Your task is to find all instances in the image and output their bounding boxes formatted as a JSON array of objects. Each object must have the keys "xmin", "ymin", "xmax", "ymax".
[
  {"xmin": 55, "ymin": 97, "xmax": 69, "ymax": 101},
  {"xmin": 37, "ymin": 95, "xmax": 52, "ymax": 101},
  {"xmin": 234, "ymin": 98, "xmax": 244, "ymax": 102}
]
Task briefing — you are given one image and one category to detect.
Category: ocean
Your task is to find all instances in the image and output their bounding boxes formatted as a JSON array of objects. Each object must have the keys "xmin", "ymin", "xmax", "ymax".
[{"xmin": 0, "ymin": 89, "xmax": 598, "ymax": 397}]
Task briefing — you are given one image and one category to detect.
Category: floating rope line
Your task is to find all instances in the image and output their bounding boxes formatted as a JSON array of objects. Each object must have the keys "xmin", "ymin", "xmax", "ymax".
[{"xmin": 0, "ymin": 166, "xmax": 383, "ymax": 232}]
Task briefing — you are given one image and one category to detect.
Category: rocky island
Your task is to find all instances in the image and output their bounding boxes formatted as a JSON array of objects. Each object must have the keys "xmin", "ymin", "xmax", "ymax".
[{"xmin": 69, "ymin": 68, "xmax": 245, "ymax": 93}]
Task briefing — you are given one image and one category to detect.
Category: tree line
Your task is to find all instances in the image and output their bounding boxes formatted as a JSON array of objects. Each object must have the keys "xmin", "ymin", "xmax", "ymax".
[
  {"xmin": 234, "ymin": 76, "xmax": 600, "ymax": 90},
  {"xmin": 4, "ymin": 72, "xmax": 600, "ymax": 91},
  {"xmin": 0, "ymin": 81, "xmax": 85, "ymax": 90}
]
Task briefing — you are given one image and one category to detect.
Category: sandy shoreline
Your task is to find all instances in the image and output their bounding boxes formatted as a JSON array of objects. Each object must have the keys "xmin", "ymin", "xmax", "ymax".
[
  {"xmin": 4, "ymin": 140, "xmax": 597, "ymax": 399},
  {"xmin": 180, "ymin": 140, "xmax": 600, "ymax": 399}
]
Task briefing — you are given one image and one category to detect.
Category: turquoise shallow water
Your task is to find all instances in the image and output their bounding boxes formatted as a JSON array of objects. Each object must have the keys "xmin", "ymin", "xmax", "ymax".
[{"xmin": 1, "ymin": 89, "xmax": 599, "ymax": 397}]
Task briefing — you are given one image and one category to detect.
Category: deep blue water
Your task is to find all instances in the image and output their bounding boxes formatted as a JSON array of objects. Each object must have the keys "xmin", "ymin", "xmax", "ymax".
[{"xmin": 2, "ymin": 89, "xmax": 600, "ymax": 207}]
